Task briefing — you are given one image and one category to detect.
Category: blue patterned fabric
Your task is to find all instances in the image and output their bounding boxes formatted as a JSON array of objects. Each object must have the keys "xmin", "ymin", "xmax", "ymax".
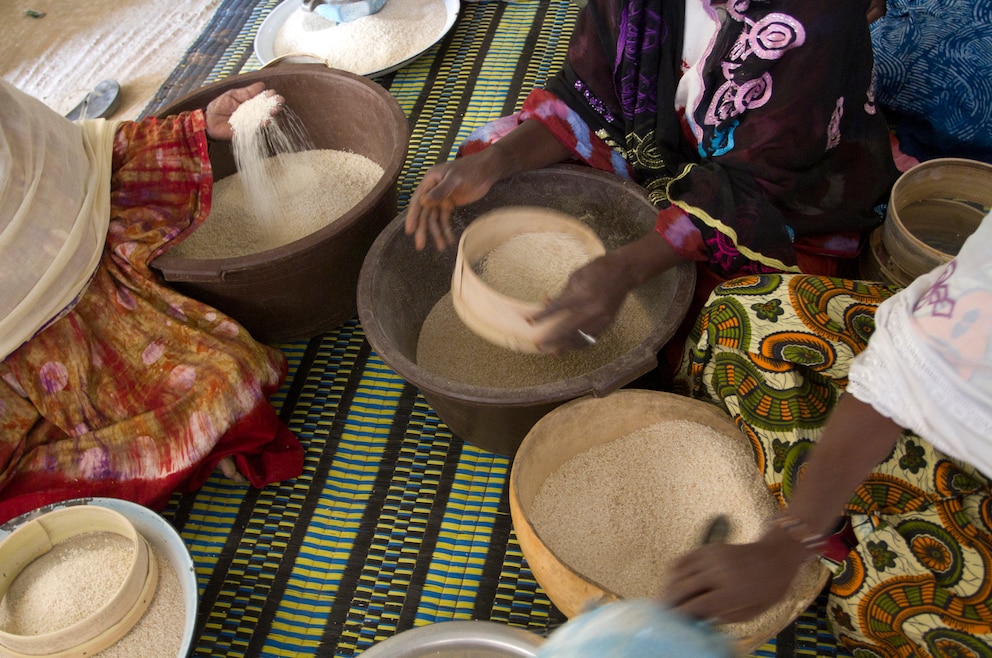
[{"xmin": 871, "ymin": 0, "xmax": 992, "ymax": 163}]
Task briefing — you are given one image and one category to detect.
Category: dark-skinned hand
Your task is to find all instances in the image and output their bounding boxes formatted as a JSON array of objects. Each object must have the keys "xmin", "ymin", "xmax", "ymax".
[
  {"xmin": 662, "ymin": 527, "xmax": 807, "ymax": 624},
  {"xmin": 867, "ymin": 0, "xmax": 886, "ymax": 23},
  {"xmin": 405, "ymin": 147, "xmax": 507, "ymax": 251},
  {"xmin": 530, "ymin": 230, "xmax": 683, "ymax": 354},
  {"xmin": 204, "ymin": 82, "xmax": 284, "ymax": 142},
  {"xmin": 530, "ymin": 252, "xmax": 635, "ymax": 355}
]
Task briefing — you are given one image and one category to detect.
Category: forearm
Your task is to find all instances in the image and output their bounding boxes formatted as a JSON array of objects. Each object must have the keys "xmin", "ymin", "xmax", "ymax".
[
  {"xmin": 485, "ymin": 118, "xmax": 573, "ymax": 178},
  {"xmin": 779, "ymin": 394, "xmax": 904, "ymax": 540},
  {"xmin": 610, "ymin": 229, "xmax": 686, "ymax": 288}
]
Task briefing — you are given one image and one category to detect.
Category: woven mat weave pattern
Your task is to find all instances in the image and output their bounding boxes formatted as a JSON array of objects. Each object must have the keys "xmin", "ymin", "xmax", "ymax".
[{"xmin": 154, "ymin": 1, "xmax": 852, "ymax": 655}]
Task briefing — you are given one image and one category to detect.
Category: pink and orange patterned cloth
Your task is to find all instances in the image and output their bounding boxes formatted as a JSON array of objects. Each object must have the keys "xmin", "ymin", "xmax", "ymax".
[{"xmin": 0, "ymin": 106, "xmax": 303, "ymax": 523}]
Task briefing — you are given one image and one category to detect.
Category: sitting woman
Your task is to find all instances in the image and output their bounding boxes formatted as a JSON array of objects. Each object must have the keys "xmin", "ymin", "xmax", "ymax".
[
  {"xmin": 404, "ymin": 0, "xmax": 899, "ymax": 355},
  {"xmin": 664, "ymin": 214, "xmax": 992, "ymax": 655},
  {"xmin": 0, "ymin": 79, "xmax": 304, "ymax": 524}
]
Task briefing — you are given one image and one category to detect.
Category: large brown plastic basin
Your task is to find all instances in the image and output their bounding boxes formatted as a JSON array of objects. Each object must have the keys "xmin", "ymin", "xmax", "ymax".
[
  {"xmin": 151, "ymin": 64, "xmax": 408, "ymax": 343},
  {"xmin": 357, "ymin": 165, "xmax": 696, "ymax": 456}
]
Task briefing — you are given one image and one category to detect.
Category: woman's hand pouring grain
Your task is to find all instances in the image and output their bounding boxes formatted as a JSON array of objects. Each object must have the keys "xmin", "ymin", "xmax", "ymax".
[{"xmin": 205, "ymin": 83, "xmax": 284, "ymax": 142}]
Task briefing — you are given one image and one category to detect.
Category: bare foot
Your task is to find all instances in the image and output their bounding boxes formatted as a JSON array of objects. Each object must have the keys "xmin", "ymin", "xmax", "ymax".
[{"xmin": 216, "ymin": 456, "xmax": 247, "ymax": 483}]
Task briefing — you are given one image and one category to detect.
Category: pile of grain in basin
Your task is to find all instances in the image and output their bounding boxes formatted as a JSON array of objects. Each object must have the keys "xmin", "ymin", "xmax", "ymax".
[
  {"xmin": 273, "ymin": 0, "xmax": 448, "ymax": 76},
  {"xmin": 417, "ymin": 229, "xmax": 654, "ymax": 387},
  {"xmin": 0, "ymin": 531, "xmax": 184, "ymax": 657},
  {"xmin": 169, "ymin": 90, "xmax": 384, "ymax": 259},
  {"xmin": 528, "ymin": 420, "xmax": 825, "ymax": 643}
]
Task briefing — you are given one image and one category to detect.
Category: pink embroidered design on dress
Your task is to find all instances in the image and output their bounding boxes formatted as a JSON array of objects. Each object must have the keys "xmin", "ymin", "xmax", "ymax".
[
  {"xmin": 865, "ymin": 66, "xmax": 878, "ymax": 116},
  {"xmin": 915, "ymin": 261, "xmax": 957, "ymax": 318},
  {"xmin": 827, "ymin": 97, "xmax": 844, "ymax": 150},
  {"xmin": 705, "ymin": 12, "xmax": 806, "ymax": 127}
]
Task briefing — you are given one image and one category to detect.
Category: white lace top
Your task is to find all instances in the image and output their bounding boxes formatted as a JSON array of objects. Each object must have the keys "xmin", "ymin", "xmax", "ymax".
[{"xmin": 847, "ymin": 212, "xmax": 992, "ymax": 477}]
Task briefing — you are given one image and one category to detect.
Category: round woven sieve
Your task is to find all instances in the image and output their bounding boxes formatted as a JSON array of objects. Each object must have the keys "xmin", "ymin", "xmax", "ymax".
[
  {"xmin": 451, "ymin": 206, "xmax": 605, "ymax": 354},
  {"xmin": 883, "ymin": 158, "xmax": 992, "ymax": 280},
  {"xmin": 510, "ymin": 389, "xmax": 830, "ymax": 655},
  {"xmin": 859, "ymin": 227, "xmax": 914, "ymax": 287},
  {"xmin": 0, "ymin": 506, "xmax": 159, "ymax": 657}
]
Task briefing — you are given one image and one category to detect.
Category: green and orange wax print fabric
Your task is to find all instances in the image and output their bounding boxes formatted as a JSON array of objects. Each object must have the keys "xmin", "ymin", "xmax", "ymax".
[{"xmin": 676, "ymin": 274, "xmax": 992, "ymax": 657}]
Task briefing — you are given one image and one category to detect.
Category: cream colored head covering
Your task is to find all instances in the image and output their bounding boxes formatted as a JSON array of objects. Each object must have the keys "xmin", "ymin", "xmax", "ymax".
[{"xmin": 0, "ymin": 79, "xmax": 120, "ymax": 360}]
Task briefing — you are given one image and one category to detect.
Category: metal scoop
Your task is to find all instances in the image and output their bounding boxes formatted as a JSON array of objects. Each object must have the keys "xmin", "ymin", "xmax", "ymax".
[
  {"xmin": 701, "ymin": 513, "xmax": 730, "ymax": 545},
  {"xmin": 301, "ymin": 0, "xmax": 387, "ymax": 23}
]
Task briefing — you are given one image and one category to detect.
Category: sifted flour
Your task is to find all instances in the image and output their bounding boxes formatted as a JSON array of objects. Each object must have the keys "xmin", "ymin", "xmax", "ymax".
[
  {"xmin": 96, "ymin": 546, "xmax": 184, "ymax": 658},
  {"xmin": 0, "ymin": 532, "xmax": 133, "ymax": 635},
  {"xmin": 477, "ymin": 231, "xmax": 594, "ymax": 303},
  {"xmin": 417, "ymin": 292, "xmax": 653, "ymax": 387}
]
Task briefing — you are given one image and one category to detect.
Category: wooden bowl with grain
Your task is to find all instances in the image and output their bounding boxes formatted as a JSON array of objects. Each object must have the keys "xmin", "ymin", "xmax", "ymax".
[{"xmin": 509, "ymin": 389, "xmax": 830, "ymax": 654}]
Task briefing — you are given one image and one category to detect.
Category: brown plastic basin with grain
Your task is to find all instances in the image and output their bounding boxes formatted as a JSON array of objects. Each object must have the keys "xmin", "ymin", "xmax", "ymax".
[
  {"xmin": 357, "ymin": 165, "xmax": 696, "ymax": 456},
  {"xmin": 151, "ymin": 64, "xmax": 409, "ymax": 343}
]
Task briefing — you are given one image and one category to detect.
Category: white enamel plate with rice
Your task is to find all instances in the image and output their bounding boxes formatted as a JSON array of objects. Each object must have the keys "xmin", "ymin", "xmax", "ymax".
[{"xmin": 254, "ymin": 0, "xmax": 460, "ymax": 76}]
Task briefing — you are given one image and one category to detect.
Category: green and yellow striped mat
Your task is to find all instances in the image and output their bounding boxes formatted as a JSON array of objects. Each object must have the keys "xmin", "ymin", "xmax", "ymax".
[{"xmin": 153, "ymin": 1, "xmax": 852, "ymax": 655}]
